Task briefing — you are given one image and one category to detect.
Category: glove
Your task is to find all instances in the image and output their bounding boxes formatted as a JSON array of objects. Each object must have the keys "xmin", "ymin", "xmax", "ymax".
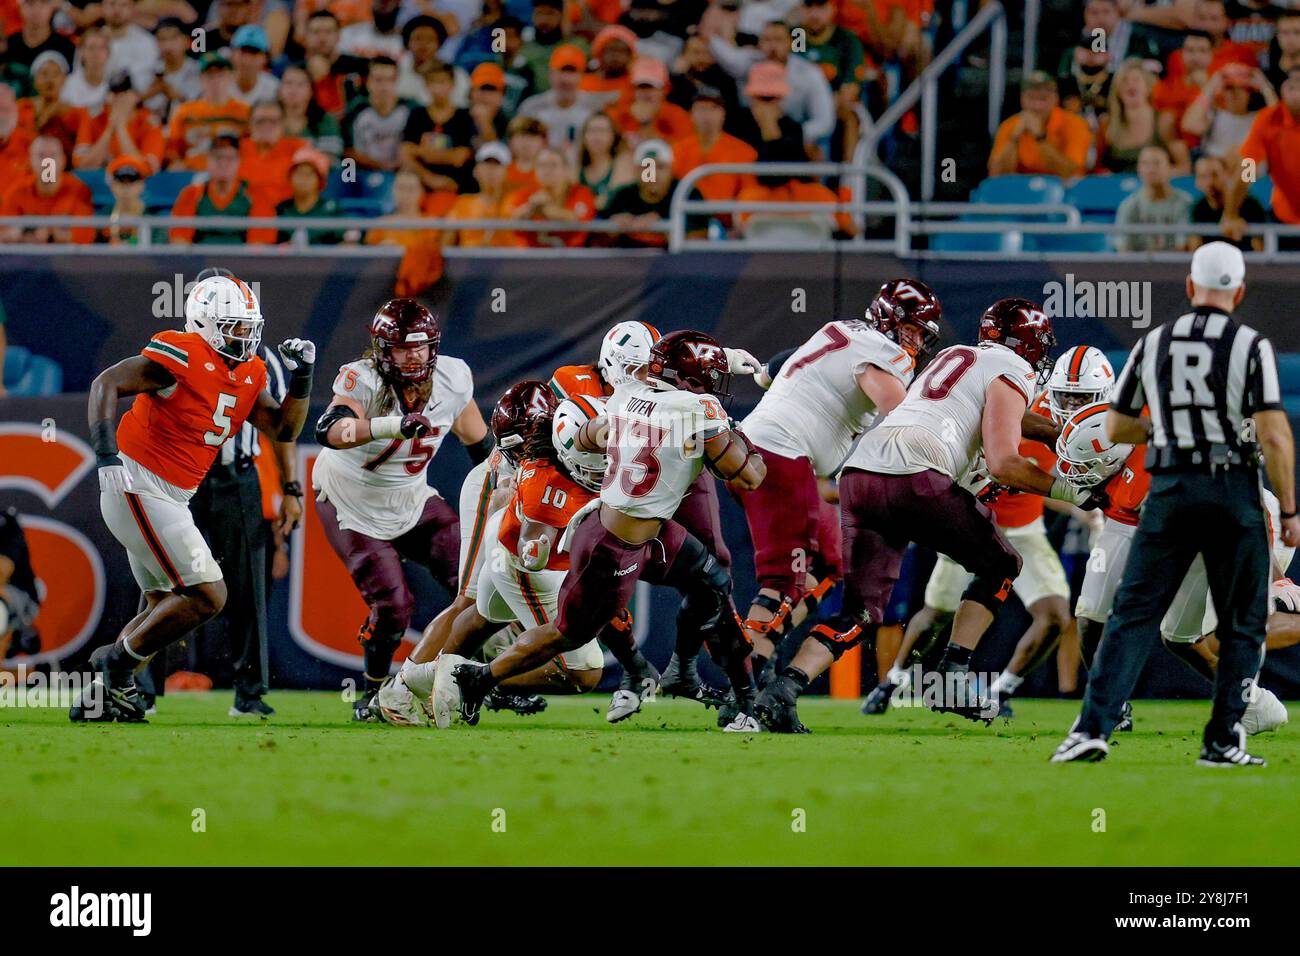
[
  {"xmin": 399, "ymin": 413, "xmax": 434, "ymax": 439},
  {"xmin": 724, "ymin": 347, "xmax": 762, "ymax": 375},
  {"xmin": 1051, "ymin": 476, "xmax": 1108, "ymax": 511},
  {"xmin": 277, "ymin": 338, "xmax": 317, "ymax": 371},
  {"xmin": 1270, "ymin": 578, "xmax": 1300, "ymax": 614},
  {"xmin": 98, "ymin": 455, "xmax": 134, "ymax": 494}
]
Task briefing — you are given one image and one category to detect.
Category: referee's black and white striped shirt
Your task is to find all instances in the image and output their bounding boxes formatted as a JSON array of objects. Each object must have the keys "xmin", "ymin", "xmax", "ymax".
[
  {"xmin": 1111, "ymin": 305, "xmax": 1283, "ymax": 467},
  {"xmin": 218, "ymin": 344, "xmax": 289, "ymax": 466}
]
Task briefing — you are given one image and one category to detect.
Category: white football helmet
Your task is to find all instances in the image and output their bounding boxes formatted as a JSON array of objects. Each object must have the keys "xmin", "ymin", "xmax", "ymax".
[
  {"xmin": 1055, "ymin": 401, "xmax": 1133, "ymax": 488},
  {"xmin": 1047, "ymin": 345, "xmax": 1114, "ymax": 424},
  {"xmin": 184, "ymin": 274, "xmax": 263, "ymax": 362},
  {"xmin": 553, "ymin": 395, "xmax": 608, "ymax": 492},
  {"xmin": 598, "ymin": 320, "xmax": 661, "ymax": 387}
]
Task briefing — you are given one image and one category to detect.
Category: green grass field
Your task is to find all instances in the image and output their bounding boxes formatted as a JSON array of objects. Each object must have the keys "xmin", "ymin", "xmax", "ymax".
[{"xmin": 2, "ymin": 693, "xmax": 1296, "ymax": 866}]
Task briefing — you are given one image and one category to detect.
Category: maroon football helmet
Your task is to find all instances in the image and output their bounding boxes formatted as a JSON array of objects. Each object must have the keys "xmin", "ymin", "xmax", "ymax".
[
  {"xmin": 491, "ymin": 380, "xmax": 559, "ymax": 465},
  {"xmin": 369, "ymin": 299, "xmax": 440, "ymax": 385},
  {"xmin": 646, "ymin": 329, "xmax": 731, "ymax": 399},
  {"xmin": 867, "ymin": 278, "xmax": 943, "ymax": 361},
  {"xmin": 979, "ymin": 297, "xmax": 1057, "ymax": 383}
]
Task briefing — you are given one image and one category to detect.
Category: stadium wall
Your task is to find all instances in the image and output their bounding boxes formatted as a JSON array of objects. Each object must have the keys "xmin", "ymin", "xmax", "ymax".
[{"xmin": 4, "ymin": 252, "xmax": 1300, "ymax": 699}]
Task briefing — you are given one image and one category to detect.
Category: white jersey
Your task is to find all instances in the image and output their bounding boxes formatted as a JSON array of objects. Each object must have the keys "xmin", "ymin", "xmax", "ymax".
[
  {"xmin": 742, "ymin": 320, "xmax": 915, "ymax": 476},
  {"xmin": 601, "ymin": 379, "xmax": 729, "ymax": 520},
  {"xmin": 313, "ymin": 357, "xmax": 475, "ymax": 540},
  {"xmin": 847, "ymin": 342, "xmax": 1038, "ymax": 479}
]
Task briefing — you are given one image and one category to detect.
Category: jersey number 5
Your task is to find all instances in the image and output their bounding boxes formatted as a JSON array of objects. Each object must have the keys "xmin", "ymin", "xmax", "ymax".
[{"xmin": 203, "ymin": 392, "xmax": 239, "ymax": 447}]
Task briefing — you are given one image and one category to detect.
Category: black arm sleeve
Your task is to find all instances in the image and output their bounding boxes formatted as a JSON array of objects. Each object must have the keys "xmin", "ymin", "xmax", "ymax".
[
  {"xmin": 315, "ymin": 404, "xmax": 357, "ymax": 448},
  {"xmin": 465, "ymin": 432, "xmax": 494, "ymax": 465}
]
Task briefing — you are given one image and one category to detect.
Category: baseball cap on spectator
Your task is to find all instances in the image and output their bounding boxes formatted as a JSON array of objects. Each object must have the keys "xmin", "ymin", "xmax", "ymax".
[
  {"xmin": 30, "ymin": 51, "xmax": 70, "ymax": 77},
  {"xmin": 631, "ymin": 58, "xmax": 668, "ymax": 89},
  {"xmin": 746, "ymin": 61, "xmax": 790, "ymax": 99},
  {"xmin": 592, "ymin": 25, "xmax": 638, "ymax": 59},
  {"xmin": 232, "ymin": 24, "xmax": 270, "ymax": 53},
  {"xmin": 1021, "ymin": 70, "xmax": 1057, "ymax": 93},
  {"xmin": 476, "ymin": 141, "xmax": 511, "ymax": 165},
  {"xmin": 153, "ymin": 16, "xmax": 185, "ymax": 36},
  {"xmin": 692, "ymin": 85, "xmax": 726, "ymax": 106},
  {"xmin": 1190, "ymin": 241, "xmax": 1246, "ymax": 290},
  {"xmin": 634, "ymin": 138, "xmax": 673, "ymax": 169},
  {"xmin": 471, "ymin": 62, "xmax": 505, "ymax": 90},
  {"xmin": 107, "ymin": 154, "xmax": 149, "ymax": 183},
  {"xmin": 290, "ymin": 145, "xmax": 329, "ymax": 183},
  {"xmin": 550, "ymin": 45, "xmax": 587, "ymax": 72},
  {"xmin": 108, "ymin": 69, "xmax": 134, "ymax": 95},
  {"xmin": 200, "ymin": 53, "xmax": 233, "ymax": 72}
]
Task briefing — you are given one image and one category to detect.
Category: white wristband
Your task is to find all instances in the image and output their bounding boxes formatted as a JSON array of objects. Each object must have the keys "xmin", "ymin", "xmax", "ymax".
[{"xmin": 370, "ymin": 416, "xmax": 403, "ymax": 440}]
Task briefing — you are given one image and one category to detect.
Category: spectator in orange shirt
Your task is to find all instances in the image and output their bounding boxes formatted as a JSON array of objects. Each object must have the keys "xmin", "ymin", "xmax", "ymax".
[
  {"xmin": 987, "ymin": 71, "xmax": 1091, "ymax": 178},
  {"xmin": 1166, "ymin": 0, "xmax": 1258, "ymax": 82},
  {"xmin": 671, "ymin": 85, "xmax": 756, "ymax": 204},
  {"xmin": 0, "ymin": 83, "xmax": 34, "ymax": 185},
  {"xmin": 580, "ymin": 24, "xmax": 637, "ymax": 108},
  {"xmin": 1156, "ymin": 30, "xmax": 1215, "ymax": 152},
  {"xmin": 74, "ymin": 70, "xmax": 166, "ymax": 171},
  {"xmin": 102, "ymin": 153, "xmax": 148, "ymax": 245},
  {"xmin": 365, "ymin": 169, "xmax": 435, "ymax": 249},
  {"xmin": 240, "ymin": 99, "xmax": 308, "ymax": 206},
  {"xmin": 577, "ymin": 111, "xmax": 634, "ymax": 210},
  {"xmin": 1224, "ymin": 67, "xmax": 1300, "ymax": 245},
  {"xmin": 164, "ymin": 53, "xmax": 251, "ymax": 170},
  {"xmin": 0, "ymin": 134, "xmax": 95, "ymax": 244},
  {"xmin": 508, "ymin": 144, "xmax": 595, "ymax": 247},
  {"xmin": 504, "ymin": 114, "xmax": 546, "ymax": 194},
  {"xmin": 168, "ymin": 131, "xmax": 277, "ymax": 244},
  {"xmin": 610, "ymin": 57, "xmax": 692, "ymax": 148},
  {"xmin": 20, "ymin": 51, "xmax": 86, "ymax": 158},
  {"xmin": 445, "ymin": 141, "xmax": 524, "ymax": 247}
]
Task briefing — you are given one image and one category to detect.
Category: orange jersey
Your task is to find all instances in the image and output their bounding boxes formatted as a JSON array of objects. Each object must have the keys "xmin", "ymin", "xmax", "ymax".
[
  {"xmin": 990, "ymin": 392, "xmax": 1057, "ymax": 528},
  {"xmin": 1102, "ymin": 445, "xmax": 1150, "ymax": 527},
  {"xmin": 549, "ymin": 363, "xmax": 611, "ymax": 401},
  {"xmin": 497, "ymin": 458, "xmax": 597, "ymax": 572},
  {"xmin": 117, "ymin": 331, "xmax": 268, "ymax": 490}
]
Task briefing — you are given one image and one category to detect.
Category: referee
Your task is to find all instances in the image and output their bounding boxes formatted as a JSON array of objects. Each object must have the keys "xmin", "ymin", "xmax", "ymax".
[{"xmin": 1053, "ymin": 242, "xmax": 1299, "ymax": 767}]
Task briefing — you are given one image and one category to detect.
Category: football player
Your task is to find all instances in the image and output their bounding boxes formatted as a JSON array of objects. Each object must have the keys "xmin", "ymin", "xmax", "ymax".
[
  {"xmin": 756, "ymin": 298, "xmax": 1101, "ymax": 733},
  {"xmin": 313, "ymin": 299, "xmax": 492, "ymax": 720},
  {"xmin": 73, "ymin": 275, "xmax": 315, "ymax": 722},
  {"xmin": 735, "ymin": 280, "xmax": 941, "ymax": 704},
  {"xmin": 433, "ymin": 330, "xmax": 767, "ymax": 731}
]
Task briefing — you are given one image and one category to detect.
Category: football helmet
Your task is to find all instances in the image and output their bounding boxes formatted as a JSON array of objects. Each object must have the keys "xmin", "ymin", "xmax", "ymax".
[
  {"xmin": 184, "ymin": 274, "xmax": 263, "ymax": 362},
  {"xmin": 979, "ymin": 297, "xmax": 1057, "ymax": 385},
  {"xmin": 598, "ymin": 320, "xmax": 661, "ymax": 387},
  {"xmin": 553, "ymin": 395, "xmax": 608, "ymax": 492},
  {"xmin": 1055, "ymin": 401, "xmax": 1133, "ymax": 488},
  {"xmin": 370, "ymin": 299, "xmax": 440, "ymax": 385},
  {"xmin": 866, "ymin": 278, "xmax": 943, "ymax": 361},
  {"xmin": 1047, "ymin": 345, "xmax": 1115, "ymax": 424},
  {"xmin": 492, "ymin": 380, "xmax": 559, "ymax": 466},
  {"xmin": 645, "ymin": 329, "xmax": 731, "ymax": 399}
]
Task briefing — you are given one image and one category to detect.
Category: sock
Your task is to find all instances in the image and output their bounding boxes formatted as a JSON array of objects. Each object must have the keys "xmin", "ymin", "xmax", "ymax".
[
  {"xmin": 668, "ymin": 651, "xmax": 700, "ymax": 685},
  {"xmin": 401, "ymin": 659, "xmax": 438, "ymax": 699},
  {"xmin": 781, "ymin": 665, "xmax": 810, "ymax": 690},
  {"xmin": 885, "ymin": 665, "xmax": 910, "ymax": 688},
  {"xmin": 939, "ymin": 643, "xmax": 972, "ymax": 670},
  {"xmin": 989, "ymin": 670, "xmax": 1023, "ymax": 696}
]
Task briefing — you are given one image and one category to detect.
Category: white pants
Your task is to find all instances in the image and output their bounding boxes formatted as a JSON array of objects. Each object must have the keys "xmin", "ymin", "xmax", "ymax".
[
  {"xmin": 925, "ymin": 518, "xmax": 1069, "ymax": 613},
  {"xmin": 100, "ymin": 455, "xmax": 221, "ymax": 593},
  {"xmin": 1075, "ymin": 518, "xmax": 1137, "ymax": 624},
  {"xmin": 457, "ymin": 458, "xmax": 495, "ymax": 599}
]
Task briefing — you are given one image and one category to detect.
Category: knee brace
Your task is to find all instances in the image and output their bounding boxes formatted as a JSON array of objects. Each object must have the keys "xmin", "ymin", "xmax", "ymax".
[
  {"xmin": 960, "ymin": 572, "xmax": 1016, "ymax": 613},
  {"xmin": 810, "ymin": 612, "xmax": 876, "ymax": 661},
  {"xmin": 744, "ymin": 592, "xmax": 795, "ymax": 639},
  {"xmin": 358, "ymin": 609, "xmax": 407, "ymax": 656}
]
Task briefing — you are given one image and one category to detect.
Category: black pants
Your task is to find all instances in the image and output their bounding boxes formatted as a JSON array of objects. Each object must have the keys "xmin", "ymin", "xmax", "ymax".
[
  {"xmin": 190, "ymin": 461, "xmax": 272, "ymax": 700},
  {"xmin": 1078, "ymin": 469, "xmax": 1269, "ymax": 745}
]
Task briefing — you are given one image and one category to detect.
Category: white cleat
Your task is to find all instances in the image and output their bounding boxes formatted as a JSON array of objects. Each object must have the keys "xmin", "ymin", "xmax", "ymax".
[
  {"xmin": 431, "ymin": 653, "xmax": 467, "ymax": 729},
  {"xmin": 606, "ymin": 675, "xmax": 659, "ymax": 723},
  {"xmin": 722, "ymin": 713, "xmax": 762, "ymax": 733},
  {"xmin": 374, "ymin": 674, "xmax": 426, "ymax": 727},
  {"xmin": 1050, "ymin": 731, "xmax": 1109, "ymax": 763},
  {"xmin": 1242, "ymin": 686, "xmax": 1289, "ymax": 735}
]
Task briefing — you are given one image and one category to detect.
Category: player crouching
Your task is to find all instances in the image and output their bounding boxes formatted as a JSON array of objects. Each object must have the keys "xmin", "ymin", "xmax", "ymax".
[
  {"xmin": 434, "ymin": 331, "xmax": 767, "ymax": 732},
  {"xmin": 73, "ymin": 275, "xmax": 314, "ymax": 722}
]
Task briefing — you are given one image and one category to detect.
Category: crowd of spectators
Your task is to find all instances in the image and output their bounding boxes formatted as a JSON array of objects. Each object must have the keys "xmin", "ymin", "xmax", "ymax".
[
  {"xmin": 989, "ymin": 0, "xmax": 1300, "ymax": 251},
  {"xmin": 0, "ymin": 0, "xmax": 937, "ymax": 247}
]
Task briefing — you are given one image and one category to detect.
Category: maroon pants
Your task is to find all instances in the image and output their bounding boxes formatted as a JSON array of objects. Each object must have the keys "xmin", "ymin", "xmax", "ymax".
[
  {"xmin": 737, "ymin": 444, "xmax": 823, "ymax": 599},
  {"xmin": 839, "ymin": 468, "xmax": 1021, "ymax": 624},
  {"xmin": 317, "ymin": 494, "xmax": 461, "ymax": 639},
  {"xmin": 672, "ymin": 471, "xmax": 731, "ymax": 571}
]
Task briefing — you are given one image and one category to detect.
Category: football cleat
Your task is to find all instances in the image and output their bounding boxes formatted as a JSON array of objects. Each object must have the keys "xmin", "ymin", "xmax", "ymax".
[
  {"xmin": 996, "ymin": 696, "xmax": 1015, "ymax": 720},
  {"xmin": 1113, "ymin": 700, "xmax": 1134, "ymax": 732},
  {"xmin": 229, "ymin": 697, "xmax": 275, "ymax": 718},
  {"xmin": 927, "ymin": 665, "xmax": 995, "ymax": 725},
  {"xmin": 607, "ymin": 663, "xmax": 660, "ymax": 723},
  {"xmin": 431, "ymin": 653, "xmax": 466, "ymax": 729},
  {"xmin": 754, "ymin": 675, "xmax": 811, "ymax": 734},
  {"xmin": 69, "ymin": 644, "xmax": 148, "ymax": 724},
  {"xmin": 373, "ymin": 675, "xmax": 426, "ymax": 727},
  {"xmin": 1050, "ymin": 731, "xmax": 1110, "ymax": 763},
  {"xmin": 1197, "ymin": 724, "xmax": 1266, "ymax": 767},
  {"xmin": 861, "ymin": 680, "xmax": 896, "ymax": 715},
  {"xmin": 660, "ymin": 652, "xmax": 728, "ymax": 709},
  {"xmin": 1242, "ymin": 686, "xmax": 1288, "ymax": 735},
  {"xmin": 716, "ymin": 692, "xmax": 740, "ymax": 728},
  {"xmin": 352, "ymin": 689, "xmax": 381, "ymax": 722},
  {"xmin": 723, "ymin": 712, "xmax": 762, "ymax": 733},
  {"xmin": 486, "ymin": 688, "xmax": 547, "ymax": 716},
  {"xmin": 451, "ymin": 660, "xmax": 493, "ymax": 726}
]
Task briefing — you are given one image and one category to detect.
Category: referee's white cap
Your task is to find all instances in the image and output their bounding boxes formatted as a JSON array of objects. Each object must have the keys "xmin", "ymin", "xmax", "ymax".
[{"xmin": 1190, "ymin": 241, "xmax": 1246, "ymax": 290}]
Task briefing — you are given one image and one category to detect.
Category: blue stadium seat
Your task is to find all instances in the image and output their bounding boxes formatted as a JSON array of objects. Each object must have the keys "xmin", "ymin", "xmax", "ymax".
[
  {"xmin": 1170, "ymin": 174, "xmax": 1202, "ymax": 202},
  {"xmin": 1249, "ymin": 175, "xmax": 1273, "ymax": 208},
  {"xmin": 972, "ymin": 174, "xmax": 1066, "ymax": 207},
  {"xmin": 930, "ymin": 231, "xmax": 1022, "ymax": 253},
  {"xmin": 1065, "ymin": 174, "xmax": 1141, "ymax": 220},
  {"xmin": 3, "ymin": 346, "xmax": 63, "ymax": 396},
  {"xmin": 3, "ymin": 344, "xmax": 30, "ymax": 388},
  {"xmin": 1023, "ymin": 232, "xmax": 1109, "ymax": 253},
  {"xmin": 143, "ymin": 170, "xmax": 199, "ymax": 211},
  {"xmin": 73, "ymin": 169, "xmax": 114, "ymax": 211}
]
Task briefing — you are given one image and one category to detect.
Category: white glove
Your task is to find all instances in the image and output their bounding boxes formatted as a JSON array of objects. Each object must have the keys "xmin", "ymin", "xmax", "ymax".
[
  {"xmin": 753, "ymin": 366, "xmax": 774, "ymax": 390},
  {"xmin": 277, "ymin": 338, "xmax": 317, "ymax": 371},
  {"xmin": 98, "ymin": 461, "xmax": 134, "ymax": 495},
  {"xmin": 1049, "ymin": 476, "xmax": 1089, "ymax": 507},
  {"xmin": 724, "ymin": 347, "xmax": 762, "ymax": 375},
  {"xmin": 1270, "ymin": 578, "xmax": 1300, "ymax": 614}
]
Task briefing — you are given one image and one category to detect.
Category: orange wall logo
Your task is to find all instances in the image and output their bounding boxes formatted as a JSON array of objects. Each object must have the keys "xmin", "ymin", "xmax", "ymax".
[{"xmin": 0, "ymin": 424, "xmax": 105, "ymax": 663}]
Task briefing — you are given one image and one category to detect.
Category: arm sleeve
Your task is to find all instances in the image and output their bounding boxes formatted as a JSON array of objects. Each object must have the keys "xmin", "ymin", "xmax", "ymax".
[{"xmin": 1111, "ymin": 334, "xmax": 1148, "ymax": 417}]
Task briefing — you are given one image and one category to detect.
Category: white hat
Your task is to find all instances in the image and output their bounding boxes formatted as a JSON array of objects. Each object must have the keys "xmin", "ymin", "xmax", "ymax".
[
  {"xmin": 475, "ymin": 141, "xmax": 511, "ymax": 165},
  {"xmin": 1190, "ymin": 241, "xmax": 1245, "ymax": 290}
]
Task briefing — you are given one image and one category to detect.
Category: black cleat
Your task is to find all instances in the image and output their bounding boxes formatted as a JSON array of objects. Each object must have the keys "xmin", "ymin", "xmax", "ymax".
[
  {"xmin": 660, "ymin": 652, "xmax": 729, "ymax": 709},
  {"xmin": 927, "ymin": 665, "xmax": 995, "ymax": 725},
  {"xmin": 452, "ymin": 661, "xmax": 493, "ymax": 725},
  {"xmin": 861, "ymin": 680, "xmax": 896, "ymax": 715},
  {"xmin": 1050, "ymin": 731, "xmax": 1110, "ymax": 763},
  {"xmin": 485, "ymin": 688, "xmax": 547, "ymax": 716},
  {"xmin": 716, "ymin": 692, "xmax": 740, "ymax": 728},
  {"xmin": 70, "ymin": 645, "xmax": 149, "ymax": 724},
  {"xmin": 996, "ymin": 696, "xmax": 1015, "ymax": 719},
  {"xmin": 1113, "ymin": 700, "xmax": 1134, "ymax": 732},
  {"xmin": 352, "ymin": 687, "xmax": 380, "ymax": 722},
  {"xmin": 230, "ymin": 696, "xmax": 275, "ymax": 718},
  {"xmin": 754, "ymin": 675, "xmax": 810, "ymax": 734},
  {"xmin": 1197, "ymin": 724, "xmax": 1266, "ymax": 768}
]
